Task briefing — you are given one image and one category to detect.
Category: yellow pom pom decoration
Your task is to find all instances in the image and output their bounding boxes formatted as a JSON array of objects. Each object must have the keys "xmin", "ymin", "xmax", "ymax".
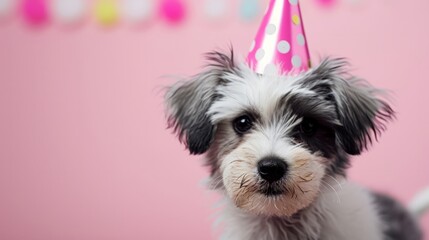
[{"xmin": 94, "ymin": 0, "xmax": 118, "ymax": 26}]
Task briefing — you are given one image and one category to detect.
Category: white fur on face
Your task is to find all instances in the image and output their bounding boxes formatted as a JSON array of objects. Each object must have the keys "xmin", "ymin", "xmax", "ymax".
[
  {"xmin": 209, "ymin": 64, "xmax": 313, "ymax": 124},
  {"xmin": 209, "ymin": 66, "xmax": 328, "ymax": 217}
]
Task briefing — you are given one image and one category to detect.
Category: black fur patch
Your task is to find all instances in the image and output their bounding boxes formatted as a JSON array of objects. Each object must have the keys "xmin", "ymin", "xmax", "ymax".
[
  {"xmin": 165, "ymin": 49, "xmax": 237, "ymax": 155},
  {"xmin": 372, "ymin": 192, "xmax": 422, "ymax": 240},
  {"xmin": 301, "ymin": 58, "xmax": 395, "ymax": 155}
]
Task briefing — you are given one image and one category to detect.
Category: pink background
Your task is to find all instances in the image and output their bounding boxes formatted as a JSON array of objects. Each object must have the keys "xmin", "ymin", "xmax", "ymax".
[{"xmin": 1, "ymin": 0, "xmax": 428, "ymax": 239}]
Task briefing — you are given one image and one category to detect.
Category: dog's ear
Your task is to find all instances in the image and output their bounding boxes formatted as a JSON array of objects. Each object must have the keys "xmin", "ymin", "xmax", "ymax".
[
  {"xmin": 306, "ymin": 58, "xmax": 395, "ymax": 155},
  {"xmin": 165, "ymin": 50, "xmax": 236, "ymax": 155}
]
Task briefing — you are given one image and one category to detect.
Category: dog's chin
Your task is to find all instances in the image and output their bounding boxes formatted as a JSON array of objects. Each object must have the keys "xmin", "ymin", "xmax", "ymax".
[
  {"xmin": 223, "ymin": 172, "xmax": 325, "ymax": 217},
  {"xmin": 223, "ymin": 173, "xmax": 324, "ymax": 217},
  {"xmin": 231, "ymin": 186, "xmax": 320, "ymax": 217}
]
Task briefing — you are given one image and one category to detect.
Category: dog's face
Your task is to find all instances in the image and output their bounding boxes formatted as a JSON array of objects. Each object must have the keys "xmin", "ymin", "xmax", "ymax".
[{"xmin": 165, "ymin": 50, "xmax": 394, "ymax": 217}]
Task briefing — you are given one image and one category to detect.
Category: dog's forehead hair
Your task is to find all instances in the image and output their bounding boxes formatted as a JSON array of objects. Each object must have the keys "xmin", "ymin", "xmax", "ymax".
[{"xmin": 208, "ymin": 66, "xmax": 319, "ymax": 125}]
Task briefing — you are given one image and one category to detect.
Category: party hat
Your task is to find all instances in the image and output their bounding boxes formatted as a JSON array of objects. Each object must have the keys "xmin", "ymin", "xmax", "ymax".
[{"xmin": 246, "ymin": 0, "xmax": 310, "ymax": 75}]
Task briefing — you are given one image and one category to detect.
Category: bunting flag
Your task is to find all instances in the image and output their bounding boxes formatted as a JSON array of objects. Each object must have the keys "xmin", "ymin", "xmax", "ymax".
[{"xmin": 0, "ymin": 0, "xmax": 356, "ymax": 28}]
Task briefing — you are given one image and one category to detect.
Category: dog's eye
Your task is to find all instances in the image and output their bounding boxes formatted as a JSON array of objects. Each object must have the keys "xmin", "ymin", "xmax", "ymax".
[
  {"xmin": 300, "ymin": 118, "xmax": 318, "ymax": 136},
  {"xmin": 233, "ymin": 115, "xmax": 253, "ymax": 135}
]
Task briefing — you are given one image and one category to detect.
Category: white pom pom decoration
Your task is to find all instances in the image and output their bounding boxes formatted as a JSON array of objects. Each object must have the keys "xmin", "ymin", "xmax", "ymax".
[
  {"xmin": 204, "ymin": 0, "xmax": 227, "ymax": 20},
  {"xmin": 0, "ymin": 0, "xmax": 12, "ymax": 18},
  {"xmin": 53, "ymin": 0, "xmax": 86, "ymax": 24},
  {"xmin": 122, "ymin": 0, "xmax": 153, "ymax": 24}
]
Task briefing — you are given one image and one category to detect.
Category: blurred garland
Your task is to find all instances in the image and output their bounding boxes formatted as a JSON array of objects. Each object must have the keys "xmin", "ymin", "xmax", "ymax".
[{"xmin": 0, "ymin": 0, "xmax": 360, "ymax": 27}]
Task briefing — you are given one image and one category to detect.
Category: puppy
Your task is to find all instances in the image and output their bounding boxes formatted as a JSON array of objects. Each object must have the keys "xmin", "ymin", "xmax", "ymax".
[{"xmin": 165, "ymin": 50, "xmax": 422, "ymax": 240}]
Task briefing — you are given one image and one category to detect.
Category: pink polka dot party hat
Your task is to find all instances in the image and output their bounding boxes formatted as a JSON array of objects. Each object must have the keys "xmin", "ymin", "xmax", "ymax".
[{"xmin": 247, "ymin": 0, "xmax": 310, "ymax": 75}]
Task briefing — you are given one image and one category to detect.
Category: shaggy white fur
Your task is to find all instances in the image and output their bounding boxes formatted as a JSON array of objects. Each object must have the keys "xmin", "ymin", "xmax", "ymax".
[{"xmin": 218, "ymin": 177, "xmax": 384, "ymax": 240}]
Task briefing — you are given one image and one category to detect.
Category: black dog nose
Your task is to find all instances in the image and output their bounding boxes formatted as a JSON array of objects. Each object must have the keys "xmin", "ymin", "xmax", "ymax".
[{"xmin": 257, "ymin": 157, "xmax": 288, "ymax": 183}]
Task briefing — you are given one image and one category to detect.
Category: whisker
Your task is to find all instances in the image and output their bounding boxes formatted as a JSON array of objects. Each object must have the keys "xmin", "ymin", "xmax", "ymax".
[
  {"xmin": 326, "ymin": 175, "xmax": 343, "ymax": 190},
  {"xmin": 321, "ymin": 179, "xmax": 341, "ymax": 204},
  {"xmin": 239, "ymin": 174, "xmax": 247, "ymax": 189}
]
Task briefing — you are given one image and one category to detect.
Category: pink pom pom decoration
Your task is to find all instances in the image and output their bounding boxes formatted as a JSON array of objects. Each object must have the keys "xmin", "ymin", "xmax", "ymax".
[
  {"xmin": 22, "ymin": 0, "xmax": 48, "ymax": 25},
  {"xmin": 159, "ymin": 0, "xmax": 186, "ymax": 24},
  {"xmin": 314, "ymin": 0, "xmax": 337, "ymax": 8}
]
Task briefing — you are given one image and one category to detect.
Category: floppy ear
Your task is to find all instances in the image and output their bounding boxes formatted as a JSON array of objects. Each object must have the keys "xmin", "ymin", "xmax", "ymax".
[
  {"xmin": 165, "ymin": 50, "xmax": 236, "ymax": 155},
  {"xmin": 309, "ymin": 58, "xmax": 395, "ymax": 155}
]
